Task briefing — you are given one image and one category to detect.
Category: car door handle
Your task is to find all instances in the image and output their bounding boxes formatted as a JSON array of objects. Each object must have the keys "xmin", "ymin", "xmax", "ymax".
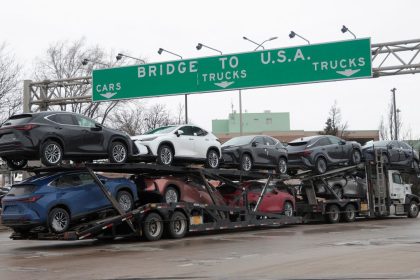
[
  {"xmin": 189, "ymin": 138, "xmax": 194, "ymax": 140},
  {"xmin": 55, "ymin": 127, "xmax": 63, "ymax": 130}
]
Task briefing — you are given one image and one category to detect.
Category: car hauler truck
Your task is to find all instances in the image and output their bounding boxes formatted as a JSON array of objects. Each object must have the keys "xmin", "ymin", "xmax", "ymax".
[
  {"xmin": 295, "ymin": 152, "xmax": 420, "ymax": 223},
  {"xmin": 7, "ymin": 163, "xmax": 302, "ymax": 241}
]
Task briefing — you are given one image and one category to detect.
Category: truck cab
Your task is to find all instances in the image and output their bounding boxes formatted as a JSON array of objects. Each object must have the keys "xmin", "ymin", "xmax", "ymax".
[{"xmin": 388, "ymin": 170, "xmax": 413, "ymax": 204}]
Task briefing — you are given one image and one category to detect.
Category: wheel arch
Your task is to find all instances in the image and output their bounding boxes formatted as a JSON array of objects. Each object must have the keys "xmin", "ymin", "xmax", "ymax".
[
  {"xmin": 41, "ymin": 136, "xmax": 65, "ymax": 153},
  {"xmin": 48, "ymin": 204, "xmax": 71, "ymax": 219},
  {"xmin": 207, "ymin": 146, "xmax": 221, "ymax": 157},
  {"xmin": 158, "ymin": 141, "xmax": 175, "ymax": 156}
]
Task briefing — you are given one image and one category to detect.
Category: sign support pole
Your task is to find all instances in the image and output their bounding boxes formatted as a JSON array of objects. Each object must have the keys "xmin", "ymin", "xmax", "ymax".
[
  {"xmin": 239, "ymin": 90, "xmax": 243, "ymax": 136},
  {"xmin": 185, "ymin": 94, "xmax": 188, "ymax": 123}
]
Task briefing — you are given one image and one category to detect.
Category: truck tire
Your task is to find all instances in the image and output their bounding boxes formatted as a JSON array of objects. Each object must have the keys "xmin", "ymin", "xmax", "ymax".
[
  {"xmin": 166, "ymin": 211, "xmax": 188, "ymax": 239},
  {"xmin": 342, "ymin": 204, "xmax": 356, "ymax": 223},
  {"xmin": 326, "ymin": 205, "xmax": 340, "ymax": 223},
  {"xmin": 142, "ymin": 212, "xmax": 164, "ymax": 241},
  {"xmin": 407, "ymin": 200, "xmax": 419, "ymax": 218}
]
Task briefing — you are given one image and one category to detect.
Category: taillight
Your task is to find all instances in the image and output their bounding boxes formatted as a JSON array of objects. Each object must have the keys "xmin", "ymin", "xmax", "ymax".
[
  {"xmin": 14, "ymin": 124, "xmax": 38, "ymax": 131},
  {"xmin": 298, "ymin": 150, "xmax": 312, "ymax": 157},
  {"xmin": 14, "ymin": 195, "xmax": 43, "ymax": 203}
]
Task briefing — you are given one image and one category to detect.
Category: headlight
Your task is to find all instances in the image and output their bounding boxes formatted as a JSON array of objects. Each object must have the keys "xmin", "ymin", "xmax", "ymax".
[{"xmin": 141, "ymin": 136, "xmax": 158, "ymax": 142}]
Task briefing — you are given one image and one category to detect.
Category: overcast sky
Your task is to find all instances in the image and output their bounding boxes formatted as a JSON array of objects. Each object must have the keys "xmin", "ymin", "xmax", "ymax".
[{"xmin": 1, "ymin": 0, "xmax": 420, "ymax": 138}]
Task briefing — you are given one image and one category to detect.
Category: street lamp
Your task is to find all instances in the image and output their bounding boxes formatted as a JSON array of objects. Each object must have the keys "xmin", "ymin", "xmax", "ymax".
[
  {"xmin": 158, "ymin": 47, "xmax": 187, "ymax": 123},
  {"xmin": 391, "ymin": 88, "xmax": 398, "ymax": 140},
  {"xmin": 157, "ymin": 48, "xmax": 183, "ymax": 59},
  {"xmin": 243, "ymin": 36, "xmax": 278, "ymax": 51},
  {"xmin": 196, "ymin": 43, "xmax": 223, "ymax": 55},
  {"xmin": 288, "ymin": 31, "xmax": 310, "ymax": 44},
  {"xmin": 341, "ymin": 25, "xmax": 356, "ymax": 39},
  {"xmin": 81, "ymin": 58, "xmax": 108, "ymax": 67},
  {"xmin": 116, "ymin": 53, "xmax": 146, "ymax": 64}
]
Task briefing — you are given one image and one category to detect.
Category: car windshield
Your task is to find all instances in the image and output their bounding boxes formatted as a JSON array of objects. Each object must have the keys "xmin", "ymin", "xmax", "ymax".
[
  {"xmin": 1, "ymin": 114, "xmax": 33, "ymax": 127},
  {"xmin": 222, "ymin": 136, "xmax": 255, "ymax": 147},
  {"xmin": 144, "ymin": 126, "xmax": 177, "ymax": 135},
  {"xmin": 363, "ymin": 140, "xmax": 389, "ymax": 147}
]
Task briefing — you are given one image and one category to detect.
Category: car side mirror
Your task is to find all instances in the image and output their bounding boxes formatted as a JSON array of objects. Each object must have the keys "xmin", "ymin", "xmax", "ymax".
[
  {"xmin": 252, "ymin": 141, "xmax": 259, "ymax": 147},
  {"xmin": 176, "ymin": 130, "xmax": 184, "ymax": 137},
  {"xmin": 340, "ymin": 141, "xmax": 346, "ymax": 145},
  {"xmin": 387, "ymin": 145, "xmax": 393, "ymax": 149},
  {"xmin": 91, "ymin": 123, "xmax": 102, "ymax": 131}
]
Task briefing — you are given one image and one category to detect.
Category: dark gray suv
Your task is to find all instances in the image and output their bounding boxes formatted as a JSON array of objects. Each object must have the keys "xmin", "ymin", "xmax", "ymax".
[{"xmin": 287, "ymin": 135, "xmax": 362, "ymax": 174}]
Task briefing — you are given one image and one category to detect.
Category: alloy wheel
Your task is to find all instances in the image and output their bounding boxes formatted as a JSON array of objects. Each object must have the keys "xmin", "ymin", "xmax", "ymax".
[
  {"xmin": 283, "ymin": 202, "xmax": 294, "ymax": 217},
  {"xmin": 45, "ymin": 143, "xmax": 62, "ymax": 164},
  {"xmin": 112, "ymin": 144, "xmax": 127, "ymax": 163},
  {"xmin": 118, "ymin": 193, "xmax": 132, "ymax": 211},
  {"xmin": 165, "ymin": 188, "xmax": 179, "ymax": 203},
  {"xmin": 160, "ymin": 147, "xmax": 173, "ymax": 165},
  {"xmin": 278, "ymin": 158, "xmax": 287, "ymax": 174},
  {"xmin": 207, "ymin": 150, "xmax": 219, "ymax": 168},
  {"xmin": 51, "ymin": 210, "xmax": 69, "ymax": 232},
  {"xmin": 242, "ymin": 155, "xmax": 252, "ymax": 171}
]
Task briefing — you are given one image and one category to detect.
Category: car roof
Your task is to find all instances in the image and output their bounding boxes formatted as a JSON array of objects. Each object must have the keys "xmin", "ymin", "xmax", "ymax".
[{"xmin": 290, "ymin": 135, "xmax": 324, "ymax": 143}]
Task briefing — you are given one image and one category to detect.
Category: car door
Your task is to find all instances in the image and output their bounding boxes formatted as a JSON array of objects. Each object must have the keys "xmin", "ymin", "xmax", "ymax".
[
  {"xmin": 192, "ymin": 126, "xmax": 210, "ymax": 159},
  {"xmin": 173, "ymin": 126, "xmax": 195, "ymax": 157},
  {"xmin": 264, "ymin": 136, "xmax": 280, "ymax": 166},
  {"xmin": 388, "ymin": 141, "xmax": 401, "ymax": 163},
  {"xmin": 74, "ymin": 115, "xmax": 105, "ymax": 154},
  {"xmin": 397, "ymin": 141, "xmax": 413, "ymax": 165},
  {"xmin": 46, "ymin": 113, "xmax": 83, "ymax": 154},
  {"xmin": 327, "ymin": 136, "xmax": 346, "ymax": 161},
  {"xmin": 252, "ymin": 136, "xmax": 270, "ymax": 164},
  {"xmin": 52, "ymin": 173, "xmax": 107, "ymax": 216}
]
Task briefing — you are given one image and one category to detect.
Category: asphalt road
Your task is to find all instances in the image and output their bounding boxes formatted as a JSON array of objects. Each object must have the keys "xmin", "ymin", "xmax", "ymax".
[{"xmin": 0, "ymin": 218, "xmax": 420, "ymax": 280}]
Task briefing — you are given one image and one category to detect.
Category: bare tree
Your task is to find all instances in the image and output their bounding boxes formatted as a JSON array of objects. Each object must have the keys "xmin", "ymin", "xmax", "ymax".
[
  {"xmin": 110, "ymin": 102, "xmax": 145, "ymax": 136},
  {"xmin": 144, "ymin": 104, "xmax": 172, "ymax": 131},
  {"xmin": 321, "ymin": 101, "xmax": 348, "ymax": 136},
  {"xmin": 174, "ymin": 102, "xmax": 186, "ymax": 124},
  {"xmin": 0, "ymin": 43, "xmax": 22, "ymax": 123},
  {"xmin": 33, "ymin": 38, "xmax": 127, "ymax": 123}
]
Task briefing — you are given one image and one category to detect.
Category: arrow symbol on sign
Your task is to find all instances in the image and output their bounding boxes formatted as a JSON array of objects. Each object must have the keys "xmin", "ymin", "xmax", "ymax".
[
  {"xmin": 100, "ymin": 92, "xmax": 117, "ymax": 99},
  {"xmin": 214, "ymin": 81, "xmax": 235, "ymax": 89},
  {"xmin": 336, "ymin": 69, "xmax": 361, "ymax": 77}
]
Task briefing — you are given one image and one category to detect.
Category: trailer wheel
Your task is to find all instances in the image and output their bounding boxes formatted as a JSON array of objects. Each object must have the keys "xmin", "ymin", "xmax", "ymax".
[
  {"xmin": 407, "ymin": 200, "xmax": 419, "ymax": 218},
  {"xmin": 142, "ymin": 212, "xmax": 164, "ymax": 241},
  {"xmin": 342, "ymin": 204, "xmax": 356, "ymax": 223},
  {"xmin": 326, "ymin": 205, "xmax": 340, "ymax": 224},
  {"xmin": 166, "ymin": 211, "xmax": 188, "ymax": 239}
]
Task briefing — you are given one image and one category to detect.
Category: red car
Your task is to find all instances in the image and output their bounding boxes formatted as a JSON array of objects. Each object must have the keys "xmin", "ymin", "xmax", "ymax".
[
  {"xmin": 133, "ymin": 175, "xmax": 226, "ymax": 205},
  {"xmin": 218, "ymin": 180, "xmax": 295, "ymax": 216}
]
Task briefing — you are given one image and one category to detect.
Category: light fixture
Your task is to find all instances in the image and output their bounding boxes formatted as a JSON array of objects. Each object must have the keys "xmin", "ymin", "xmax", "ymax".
[
  {"xmin": 341, "ymin": 25, "xmax": 356, "ymax": 39},
  {"xmin": 288, "ymin": 31, "xmax": 310, "ymax": 44},
  {"xmin": 157, "ymin": 48, "xmax": 182, "ymax": 59},
  {"xmin": 195, "ymin": 43, "xmax": 223, "ymax": 55}
]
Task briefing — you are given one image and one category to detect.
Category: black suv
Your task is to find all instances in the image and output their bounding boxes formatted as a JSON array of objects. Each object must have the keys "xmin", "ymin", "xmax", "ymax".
[
  {"xmin": 287, "ymin": 135, "xmax": 362, "ymax": 174},
  {"xmin": 0, "ymin": 112, "xmax": 134, "ymax": 168}
]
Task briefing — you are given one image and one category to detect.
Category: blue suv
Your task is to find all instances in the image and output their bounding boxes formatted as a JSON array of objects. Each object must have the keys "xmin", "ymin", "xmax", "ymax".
[{"xmin": 1, "ymin": 171, "xmax": 138, "ymax": 234}]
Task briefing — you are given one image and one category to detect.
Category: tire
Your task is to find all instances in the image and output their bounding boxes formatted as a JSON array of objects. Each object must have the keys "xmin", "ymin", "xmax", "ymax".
[
  {"xmin": 48, "ymin": 207, "xmax": 70, "ymax": 233},
  {"xmin": 142, "ymin": 212, "xmax": 164, "ymax": 241},
  {"xmin": 283, "ymin": 201, "xmax": 294, "ymax": 217},
  {"xmin": 342, "ymin": 204, "xmax": 356, "ymax": 222},
  {"xmin": 164, "ymin": 186, "xmax": 179, "ymax": 203},
  {"xmin": 350, "ymin": 149, "xmax": 362, "ymax": 165},
  {"xmin": 240, "ymin": 154, "xmax": 253, "ymax": 172},
  {"xmin": 6, "ymin": 159, "xmax": 28, "ymax": 170},
  {"xmin": 206, "ymin": 149, "xmax": 220, "ymax": 169},
  {"xmin": 109, "ymin": 141, "xmax": 128, "ymax": 163},
  {"xmin": 276, "ymin": 157, "xmax": 288, "ymax": 175},
  {"xmin": 315, "ymin": 157, "xmax": 327, "ymax": 174},
  {"xmin": 166, "ymin": 211, "xmax": 188, "ymax": 239},
  {"xmin": 332, "ymin": 184, "xmax": 344, "ymax": 199},
  {"xmin": 117, "ymin": 190, "xmax": 134, "ymax": 212},
  {"xmin": 157, "ymin": 144, "xmax": 174, "ymax": 166},
  {"xmin": 407, "ymin": 200, "xmax": 419, "ymax": 218},
  {"xmin": 40, "ymin": 140, "xmax": 63, "ymax": 166},
  {"xmin": 326, "ymin": 204, "xmax": 340, "ymax": 224}
]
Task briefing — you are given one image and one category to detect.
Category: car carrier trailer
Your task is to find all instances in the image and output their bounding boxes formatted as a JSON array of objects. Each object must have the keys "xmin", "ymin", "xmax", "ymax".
[
  {"xmin": 9, "ymin": 163, "xmax": 302, "ymax": 241},
  {"xmin": 294, "ymin": 151, "xmax": 420, "ymax": 223}
]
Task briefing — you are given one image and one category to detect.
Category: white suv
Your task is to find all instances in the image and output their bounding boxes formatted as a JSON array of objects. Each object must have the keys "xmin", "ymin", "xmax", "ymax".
[{"xmin": 132, "ymin": 125, "xmax": 221, "ymax": 168}]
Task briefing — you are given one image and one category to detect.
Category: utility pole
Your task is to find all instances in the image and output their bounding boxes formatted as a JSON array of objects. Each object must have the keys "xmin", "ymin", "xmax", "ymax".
[{"xmin": 391, "ymin": 88, "xmax": 398, "ymax": 140}]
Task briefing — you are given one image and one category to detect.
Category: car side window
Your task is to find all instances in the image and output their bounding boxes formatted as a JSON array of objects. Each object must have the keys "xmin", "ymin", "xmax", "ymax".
[
  {"xmin": 328, "ymin": 136, "xmax": 342, "ymax": 145},
  {"xmin": 178, "ymin": 126, "xmax": 193, "ymax": 136},
  {"xmin": 399, "ymin": 142, "xmax": 411, "ymax": 150},
  {"xmin": 314, "ymin": 137, "xmax": 332, "ymax": 147},
  {"xmin": 53, "ymin": 174, "xmax": 84, "ymax": 188},
  {"xmin": 264, "ymin": 137, "xmax": 277, "ymax": 146},
  {"xmin": 392, "ymin": 173, "xmax": 403, "ymax": 184},
  {"xmin": 75, "ymin": 115, "xmax": 96, "ymax": 128},
  {"xmin": 253, "ymin": 136, "xmax": 265, "ymax": 145},
  {"xmin": 192, "ymin": 126, "xmax": 208, "ymax": 136},
  {"xmin": 47, "ymin": 114, "xmax": 75, "ymax": 125}
]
